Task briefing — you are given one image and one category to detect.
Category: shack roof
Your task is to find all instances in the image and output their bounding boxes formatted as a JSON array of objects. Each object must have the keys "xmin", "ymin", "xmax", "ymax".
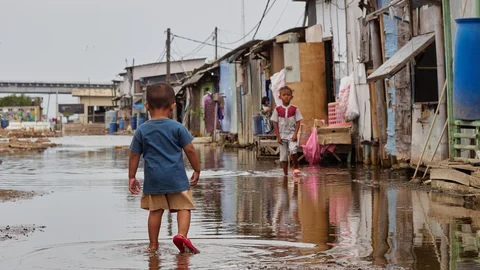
[{"xmin": 124, "ymin": 58, "xmax": 206, "ymax": 69}]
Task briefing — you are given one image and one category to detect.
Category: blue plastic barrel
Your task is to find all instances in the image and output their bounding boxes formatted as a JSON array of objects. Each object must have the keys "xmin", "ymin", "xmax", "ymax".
[
  {"xmin": 454, "ymin": 18, "xmax": 480, "ymax": 120},
  {"xmin": 109, "ymin": 122, "xmax": 118, "ymax": 134},
  {"xmin": 131, "ymin": 116, "xmax": 137, "ymax": 130},
  {"xmin": 253, "ymin": 115, "xmax": 263, "ymax": 135},
  {"xmin": 119, "ymin": 119, "xmax": 125, "ymax": 130},
  {"xmin": 1, "ymin": 120, "xmax": 5, "ymax": 128},
  {"xmin": 138, "ymin": 116, "xmax": 145, "ymax": 127}
]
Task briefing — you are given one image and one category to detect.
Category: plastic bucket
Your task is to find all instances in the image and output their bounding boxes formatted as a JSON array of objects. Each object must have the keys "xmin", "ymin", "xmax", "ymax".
[
  {"xmin": 253, "ymin": 115, "xmax": 263, "ymax": 135},
  {"xmin": 109, "ymin": 122, "xmax": 118, "ymax": 134},
  {"xmin": 131, "ymin": 116, "xmax": 137, "ymax": 130},
  {"xmin": 454, "ymin": 18, "xmax": 480, "ymax": 120},
  {"xmin": 138, "ymin": 116, "xmax": 145, "ymax": 127}
]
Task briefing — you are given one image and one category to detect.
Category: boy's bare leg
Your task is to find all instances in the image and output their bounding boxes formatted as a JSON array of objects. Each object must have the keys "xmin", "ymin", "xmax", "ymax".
[
  {"xmin": 292, "ymin": 154, "xmax": 299, "ymax": 169},
  {"xmin": 148, "ymin": 209, "xmax": 164, "ymax": 250},
  {"xmin": 177, "ymin": 210, "xmax": 191, "ymax": 237},
  {"xmin": 281, "ymin": 161, "xmax": 288, "ymax": 176}
]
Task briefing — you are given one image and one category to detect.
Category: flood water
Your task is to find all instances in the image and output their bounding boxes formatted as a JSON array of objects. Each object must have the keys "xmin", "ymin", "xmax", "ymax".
[{"xmin": 1, "ymin": 136, "xmax": 480, "ymax": 269}]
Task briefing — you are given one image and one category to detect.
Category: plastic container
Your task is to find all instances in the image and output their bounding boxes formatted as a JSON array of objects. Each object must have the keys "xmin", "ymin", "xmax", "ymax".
[
  {"xmin": 454, "ymin": 18, "xmax": 480, "ymax": 120},
  {"xmin": 328, "ymin": 102, "xmax": 344, "ymax": 126},
  {"xmin": 253, "ymin": 115, "xmax": 263, "ymax": 135},
  {"xmin": 138, "ymin": 116, "xmax": 145, "ymax": 127},
  {"xmin": 105, "ymin": 110, "xmax": 117, "ymax": 128},
  {"xmin": 131, "ymin": 116, "xmax": 137, "ymax": 130},
  {"xmin": 1, "ymin": 120, "xmax": 5, "ymax": 129},
  {"xmin": 109, "ymin": 122, "xmax": 118, "ymax": 134},
  {"xmin": 119, "ymin": 119, "xmax": 125, "ymax": 130}
]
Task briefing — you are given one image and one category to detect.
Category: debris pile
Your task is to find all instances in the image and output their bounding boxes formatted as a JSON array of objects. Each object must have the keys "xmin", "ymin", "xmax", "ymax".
[
  {"xmin": 0, "ymin": 129, "xmax": 57, "ymax": 139},
  {"xmin": 0, "ymin": 137, "xmax": 58, "ymax": 154}
]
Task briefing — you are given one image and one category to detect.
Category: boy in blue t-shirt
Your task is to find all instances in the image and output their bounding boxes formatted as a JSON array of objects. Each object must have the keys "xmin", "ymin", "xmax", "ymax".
[{"xmin": 129, "ymin": 83, "xmax": 201, "ymax": 254}]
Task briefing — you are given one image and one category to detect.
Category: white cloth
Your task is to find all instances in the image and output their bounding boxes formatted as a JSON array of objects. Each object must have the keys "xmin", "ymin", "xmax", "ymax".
[{"xmin": 270, "ymin": 70, "xmax": 286, "ymax": 107}]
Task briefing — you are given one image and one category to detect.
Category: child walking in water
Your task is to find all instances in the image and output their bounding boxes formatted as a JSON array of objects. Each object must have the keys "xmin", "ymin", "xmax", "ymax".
[
  {"xmin": 128, "ymin": 83, "xmax": 201, "ymax": 254},
  {"xmin": 271, "ymin": 86, "xmax": 303, "ymax": 176}
]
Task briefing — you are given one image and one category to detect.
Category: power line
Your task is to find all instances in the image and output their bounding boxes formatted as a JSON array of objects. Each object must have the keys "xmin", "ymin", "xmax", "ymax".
[
  {"xmin": 156, "ymin": 47, "xmax": 167, "ymax": 62},
  {"xmin": 327, "ymin": 0, "xmax": 356, "ymax": 10},
  {"xmin": 268, "ymin": 0, "xmax": 290, "ymax": 37},
  {"xmin": 220, "ymin": 0, "xmax": 278, "ymax": 45},
  {"xmin": 172, "ymin": 34, "xmax": 232, "ymax": 50},
  {"xmin": 217, "ymin": 27, "xmax": 244, "ymax": 37},
  {"xmin": 182, "ymin": 32, "xmax": 215, "ymax": 59},
  {"xmin": 253, "ymin": 0, "xmax": 272, "ymax": 39}
]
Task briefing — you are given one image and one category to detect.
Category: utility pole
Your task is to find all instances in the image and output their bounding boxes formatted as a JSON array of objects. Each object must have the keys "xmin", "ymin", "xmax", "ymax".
[
  {"xmin": 166, "ymin": 28, "xmax": 171, "ymax": 85},
  {"xmin": 55, "ymin": 88, "xmax": 58, "ymax": 123},
  {"xmin": 214, "ymin": 27, "xmax": 218, "ymax": 60}
]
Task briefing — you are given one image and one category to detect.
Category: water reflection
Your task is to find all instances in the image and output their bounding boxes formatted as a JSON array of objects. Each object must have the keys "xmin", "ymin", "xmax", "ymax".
[{"xmin": 1, "ymin": 139, "xmax": 480, "ymax": 269}]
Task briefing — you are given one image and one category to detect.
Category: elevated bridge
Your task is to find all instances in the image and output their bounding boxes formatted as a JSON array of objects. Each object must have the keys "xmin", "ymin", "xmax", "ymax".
[{"xmin": 0, "ymin": 81, "xmax": 115, "ymax": 95}]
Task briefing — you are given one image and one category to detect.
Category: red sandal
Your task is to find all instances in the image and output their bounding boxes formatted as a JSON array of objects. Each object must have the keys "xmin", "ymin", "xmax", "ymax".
[{"xmin": 173, "ymin": 235, "xmax": 200, "ymax": 254}]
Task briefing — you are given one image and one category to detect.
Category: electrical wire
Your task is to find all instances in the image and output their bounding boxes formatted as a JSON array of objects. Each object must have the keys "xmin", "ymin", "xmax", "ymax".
[
  {"xmin": 172, "ymin": 34, "xmax": 232, "ymax": 50},
  {"xmin": 327, "ymin": 0, "xmax": 356, "ymax": 11},
  {"xmin": 252, "ymin": 0, "xmax": 272, "ymax": 39},
  {"xmin": 220, "ymin": 0, "xmax": 278, "ymax": 45},
  {"xmin": 179, "ymin": 32, "xmax": 215, "ymax": 59},
  {"xmin": 268, "ymin": 0, "xmax": 290, "ymax": 37},
  {"xmin": 156, "ymin": 47, "xmax": 167, "ymax": 62}
]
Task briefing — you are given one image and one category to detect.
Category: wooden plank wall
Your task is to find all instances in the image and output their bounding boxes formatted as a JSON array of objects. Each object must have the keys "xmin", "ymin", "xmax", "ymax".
[{"xmin": 285, "ymin": 42, "xmax": 327, "ymax": 122}]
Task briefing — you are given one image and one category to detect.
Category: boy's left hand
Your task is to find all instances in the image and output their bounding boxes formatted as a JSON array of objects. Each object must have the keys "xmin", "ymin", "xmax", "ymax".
[
  {"xmin": 292, "ymin": 134, "xmax": 297, "ymax": 141},
  {"xmin": 190, "ymin": 171, "xmax": 200, "ymax": 186},
  {"xmin": 129, "ymin": 178, "xmax": 141, "ymax": 194}
]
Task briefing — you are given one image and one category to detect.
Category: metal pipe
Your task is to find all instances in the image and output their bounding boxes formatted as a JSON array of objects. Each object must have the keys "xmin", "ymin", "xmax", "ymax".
[{"xmin": 442, "ymin": 0, "xmax": 455, "ymax": 160}]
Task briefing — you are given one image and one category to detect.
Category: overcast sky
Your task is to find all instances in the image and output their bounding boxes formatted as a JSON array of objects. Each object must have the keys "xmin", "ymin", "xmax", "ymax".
[{"xmin": 0, "ymin": 0, "xmax": 305, "ymax": 83}]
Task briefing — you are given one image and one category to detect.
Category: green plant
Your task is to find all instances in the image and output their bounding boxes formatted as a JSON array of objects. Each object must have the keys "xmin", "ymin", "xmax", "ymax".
[
  {"xmin": 62, "ymin": 111, "xmax": 74, "ymax": 122},
  {"xmin": 0, "ymin": 94, "xmax": 32, "ymax": 107},
  {"xmin": 190, "ymin": 108, "xmax": 203, "ymax": 117}
]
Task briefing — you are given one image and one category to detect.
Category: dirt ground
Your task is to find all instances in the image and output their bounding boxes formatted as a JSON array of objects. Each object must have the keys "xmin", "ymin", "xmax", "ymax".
[{"xmin": 0, "ymin": 189, "xmax": 40, "ymax": 202}]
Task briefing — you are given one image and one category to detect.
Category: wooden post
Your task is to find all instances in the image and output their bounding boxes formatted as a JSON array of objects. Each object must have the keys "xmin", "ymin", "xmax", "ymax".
[
  {"xmin": 432, "ymin": 5, "xmax": 448, "ymax": 161},
  {"xmin": 394, "ymin": 4, "xmax": 413, "ymax": 162},
  {"xmin": 370, "ymin": 19, "xmax": 388, "ymax": 164},
  {"xmin": 214, "ymin": 27, "xmax": 218, "ymax": 60},
  {"xmin": 166, "ymin": 28, "xmax": 171, "ymax": 85},
  {"xmin": 442, "ymin": 0, "xmax": 455, "ymax": 160},
  {"xmin": 370, "ymin": 80, "xmax": 379, "ymax": 166},
  {"xmin": 213, "ymin": 101, "xmax": 218, "ymax": 143}
]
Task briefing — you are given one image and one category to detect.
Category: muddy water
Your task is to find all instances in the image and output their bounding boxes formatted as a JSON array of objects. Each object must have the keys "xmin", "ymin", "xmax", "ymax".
[{"xmin": 0, "ymin": 136, "xmax": 480, "ymax": 269}]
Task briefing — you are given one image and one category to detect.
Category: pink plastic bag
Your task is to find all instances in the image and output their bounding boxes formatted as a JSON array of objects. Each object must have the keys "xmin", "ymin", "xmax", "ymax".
[{"xmin": 302, "ymin": 129, "xmax": 321, "ymax": 165}]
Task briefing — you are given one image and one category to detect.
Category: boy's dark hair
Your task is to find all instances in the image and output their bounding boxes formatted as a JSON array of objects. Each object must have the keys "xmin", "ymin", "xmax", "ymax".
[
  {"xmin": 261, "ymin": 96, "xmax": 269, "ymax": 105},
  {"xmin": 146, "ymin": 83, "xmax": 175, "ymax": 109},
  {"xmin": 279, "ymin": 86, "xmax": 293, "ymax": 94}
]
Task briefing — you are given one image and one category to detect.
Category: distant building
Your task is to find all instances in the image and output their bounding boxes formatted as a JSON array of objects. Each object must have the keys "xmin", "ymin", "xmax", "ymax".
[
  {"xmin": 116, "ymin": 58, "xmax": 207, "ymax": 128},
  {"xmin": 72, "ymin": 88, "xmax": 116, "ymax": 124}
]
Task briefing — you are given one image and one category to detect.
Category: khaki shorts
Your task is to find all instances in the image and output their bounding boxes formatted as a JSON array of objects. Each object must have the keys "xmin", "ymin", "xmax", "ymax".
[{"xmin": 141, "ymin": 189, "xmax": 195, "ymax": 212}]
